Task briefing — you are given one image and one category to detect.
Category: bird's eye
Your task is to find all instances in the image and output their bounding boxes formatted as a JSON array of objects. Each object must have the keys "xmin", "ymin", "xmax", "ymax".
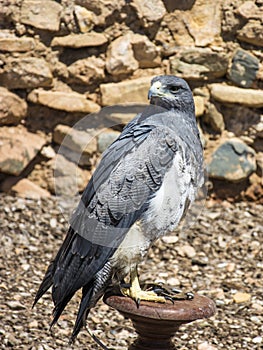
[{"xmin": 170, "ymin": 86, "xmax": 180, "ymax": 94}]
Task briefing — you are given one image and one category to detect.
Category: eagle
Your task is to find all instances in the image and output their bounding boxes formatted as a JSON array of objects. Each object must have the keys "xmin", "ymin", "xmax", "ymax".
[{"xmin": 34, "ymin": 75, "xmax": 204, "ymax": 343}]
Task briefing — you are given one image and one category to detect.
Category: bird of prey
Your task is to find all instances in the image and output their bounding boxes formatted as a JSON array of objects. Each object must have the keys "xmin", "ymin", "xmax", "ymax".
[{"xmin": 34, "ymin": 75, "xmax": 204, "ymax": 343}]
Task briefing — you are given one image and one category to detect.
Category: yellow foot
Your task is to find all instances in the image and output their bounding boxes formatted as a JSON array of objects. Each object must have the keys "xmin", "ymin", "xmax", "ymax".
[
  {"xmin": 120, "ymin": 283, "xmax": 194, "ymax": 305},
  {"xmin": 121, "ymin": 267, "xmax": 194, "ymax": 306},
  {"xmin": 121, "ymin": 285, "xmax": 167, "ymax": 304}
]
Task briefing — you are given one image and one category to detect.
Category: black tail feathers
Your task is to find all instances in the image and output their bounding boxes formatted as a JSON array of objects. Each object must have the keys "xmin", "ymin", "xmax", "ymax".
[
  {"xmin": 70, "ymin": 281, "xmax": 95, "ymax": 342},
  {"xmin": 33, "ymin": 261, "xmax": 55, "ymax": 308}
]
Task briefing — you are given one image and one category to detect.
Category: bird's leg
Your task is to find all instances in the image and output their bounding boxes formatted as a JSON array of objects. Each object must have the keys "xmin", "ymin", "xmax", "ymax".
[{"xmin": 120, "ymin": 267, "xmax": 167, "ymax": 305}]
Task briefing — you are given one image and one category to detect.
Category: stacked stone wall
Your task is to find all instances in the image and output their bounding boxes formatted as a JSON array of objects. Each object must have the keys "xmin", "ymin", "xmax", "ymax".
[{"xmin": 0, "ymin": 0, "xmax": 262, "ymax": 201}]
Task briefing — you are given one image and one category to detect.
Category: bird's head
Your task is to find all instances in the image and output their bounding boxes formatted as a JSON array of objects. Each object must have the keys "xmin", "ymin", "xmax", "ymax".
[{"xmin": 148, "ymin": 75, "xmax": 194, "ymax": 113}]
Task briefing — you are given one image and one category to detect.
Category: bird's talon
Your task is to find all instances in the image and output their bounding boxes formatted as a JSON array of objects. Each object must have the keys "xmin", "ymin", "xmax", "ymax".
[
  {"xmin": 186, "ymin": 292, "xmax": 194, "ymax": 300},
  {"xmin": 171, "ymin": 287, "xmax": 183, "ymax": 294},
  {"xmin": 164, "ymin": 295, "xmax": 175, "ymax": 304},
  {"xmin": 120, "ymin": 282, "xmax": 130, "ymax": 289}
]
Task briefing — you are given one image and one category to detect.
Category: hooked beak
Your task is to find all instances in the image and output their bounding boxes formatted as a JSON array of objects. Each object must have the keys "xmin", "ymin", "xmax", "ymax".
[{"xmin": 148, "ymin": 81, "xmax": 163, "ymax": 100}]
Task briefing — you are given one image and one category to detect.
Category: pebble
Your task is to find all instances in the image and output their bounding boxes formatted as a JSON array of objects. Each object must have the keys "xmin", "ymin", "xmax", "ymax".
[
  {"xmin": 250, "ymin": 316, "xmax": 261, "ymax": 324},
  {"xmin": 226, "ymin": 262, "xmax": 236, "ymax": 272},
  {"xmin": 41, "ymin": 145, "xmax": 56, "ymax": 159},
  {"xmin": 166, "ymin": 277, "xmax": 180, "ymax": 286},
  {"xmin": 6, "ymin": 301, "xmax": 26, "ymax": 310},
  {"xmin": 198, "ymin": 342, "xmax": 218, "ymax": 350},
  {"xmin": 251, "ymin": 302, "xmax": 263, "ymax": 312},
  {"xmin": 181, "ymin": 333, "xmax": 188, "ymax": 340},
  {"xmin": 29, "ymin": 320, "xmax": 39, "ymax": 328},
  {"xmin": 215, "ymin": 289, "xmax": 225, "ymax": 300},
  {"xmin": 91, "ymin": 316, "xmax": 101, "ymax": 324},
  {"xmin": 179, "ymin": 244, "xmax": 196, "ymax": 258},
  {"xmin": 161, "ymin": 235, "xmax": 178, "ymax": 244},
  {"xmin": 49, "ymin": 217, "xmax": 57, "ymax": 228},
  {"xmin": 252, "ymin": 336, "xmax": 262, "ymax": 344},
  {"xmin": 6, "ymin": 333, "xmax": 20, "ymax": 346},
  {"xmin": 0, "ymin": 194, "xmax": 262, "ymax": 350},
  {"xmin": 233, "ymin": 292, "xmax": 251, "ymax": 303},
  {"xmin": 206, "ymin": 212, "xmax": 221, "ymax": 220},
  {"xmin": 21, "ymin": 263, "xmax": 30, "ymax": 271}
]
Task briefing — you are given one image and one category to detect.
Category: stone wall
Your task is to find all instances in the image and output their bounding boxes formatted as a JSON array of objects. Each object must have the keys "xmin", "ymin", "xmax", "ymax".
[{"xmin": 0, "ymin": 0, "xmax": 262, "ymax": 201}]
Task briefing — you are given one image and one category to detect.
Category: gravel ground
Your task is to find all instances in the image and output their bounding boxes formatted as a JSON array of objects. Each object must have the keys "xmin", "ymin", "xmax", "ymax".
[{"xmin": 0, "ymin": 193, "xmax": 262, "ymax": 350}]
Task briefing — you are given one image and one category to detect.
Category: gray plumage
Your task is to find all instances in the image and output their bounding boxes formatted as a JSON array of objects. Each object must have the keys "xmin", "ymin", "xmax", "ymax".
[{"xmin": 34, "ymin": 75, "xmax": 204, "ymax": 341}]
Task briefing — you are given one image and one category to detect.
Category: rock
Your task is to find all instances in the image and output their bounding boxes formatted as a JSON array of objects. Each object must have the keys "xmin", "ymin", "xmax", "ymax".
[
  {"xmin": 49, "ymin": 59, "xmax": 69, "ymax": 80},
  {"xmin": 256, "ymin": 152, "xmax": 263, "ymax": 174},
  {"xmin": 161, "ymin": 235, "xmax": 178, "ymax": 244},
  {"xmin": 0, "ymin": 126, "xmax": 46, "ymax": 176},
  {"xmin": 98, "ymin": 104, "xmax": 147, "ymax": 124},
  {"xmin": 10, "ymin": 178, "xmax": 51, "ymax": 199},
  {"xmin": 228, "ymin": 49, "xmax": 259, "ymax": 88},
  {"xmin": 220, "ymin": 1, "xmax": 239, "ymax": 38},
  {"xmin": 106, "ymin": 34, "xmax": 139, "ymax": 76},
  {"xmin": 209, "ymin": 84, "xmax": 263, "ymax": 108},
  {"xmin": 0, "ymin": 35, "xmax": 35, "ymax": 52},
  {"xmin": 180, "ymin": 244, "xmax": 196, "ymax": 258},
  {"xmin": 131, "ymin": 0, "xmax": 166, "ymax": 24},
  {"xmin": 20, "ymin": 0, "xmax": 62, "ymax": 31},
  {"xmin": 76, "ymin": 0, "xmax": 125, "ymax": 26},
  {"xmin": 58, "ymin": 145, "xmax": 93, "ymax": 167},
  {"xmin": 100, "ymin": 76, "xmax": 152, "ymax": 106},
  {"xmin": 250, "ymin": 316, "xmax": 261, "ymax": 325},
  {"xmin": 251, "ymin": 302, "xmax": 263, "ymax": 313},
  {"xmin": 253, "ymin": 115, "xmax": 263, "ymax": 138},
  {"xmin": 53, "ymin": 124, "xmax": 97, "ymax": 159},
  {"xmin": 7, "ymin": 301, "xmax": 26, "ymax": 310},
  {"xmin": 28, "ymin": 320, "xmax": 39, "ymax": 329},
  {"xmin": 187, "ymin": 0, "xmax": 221, "ymax": 46},
  {"xmin": 183, "ymin": 0, "xmax": 221, "ymax": 46},
  {"xmin": 106, "ymin": 33, "xmax": 161, "ymax": 75},
  {"xmin": 194, "ymin": 96, "xmax": 205, "ymax": 117},
  {"xmin": 236, "ymin": 2, "xmax": 262, "ymax": 20},
  {"xmin": 23, "ymin": 159, "xmax": 53, "ymax": 194},
  {"xmin": 253, "ymin": 136, "xmax": 263, "ymax": 153},
  {"xmin": 208, "ymin": 139, "xmax": 256, "ymax": 182},
  {"xmin": 227, "ymin": 263, "xmax": 236, "ymax": 273},
  {"xmin": 162, "ymin": 0, "xmax": 195, "ymax": 12},
  {"xmin": 40, "ymin": 146, "xmax": 56, "ymax": 159},
  {"xmin": 245, "ymin": 173, "xmax": 263, "ymax": 201},
  {"xmin": 203, "ymin": 102, "xmax": 225, "ymax": 133},
  {"xmin": 170, "ymin": 48, "xmax": 228, "ymax": 80},
  {"xmin": 181, "ymin": 49, "xmax": 228, "ymax": 78},
  {"xmin": 222, "ymin": 106, "xmax": 261, "ymax": 136},
  {"xmin": 198, "ymin": 122, "xmax": 206, "ymax": 148},
  {"xmin": 252, "ymin": 336, "xmax": 263, "ymax": 344},
  {"xmin": 130, "ymin": 33, "xmax": 161, "ymax": 68},
  {"xmin": 164, "ymin": 12, "xmax": 194, "ymax": 46},
  {"xmin": 28, "ymin": 89, "xmax": 100, "ymax": 114},
  {"xmin": 233, "ymin": 292, "xmax": 251, "ymax": 303},
  {"xmin": 53, "ymin": 154, "xmax": 88, "ymax": 196},
  {"xmin": 170, "ymin": 59, "xmax": 209, "ymax": 80},
  {"xmin": 0, "ymin": 57, "xmax": 53, "ymax": 89},
  {"xmin": 73, "ymin": 5, "xmax": 94, "ymax": 33},
  {"xmin": 97, "ymin": 130, "xmax": 120, "ymax": 153},
  {"xmin": 237, "ymin": 20, "xmax": 263, "ymax": 47},
  {"xmin": 68, "ymin": 56, "xmax": 105, "ymax": 85},
  {"xmin": 51, "ymin": 32, "xmax": 107, "ymax": 48},
  {"xmin": 198, "ymin": 342, "xmax": 218, "ymax": 350},
  {"xmin": 0, "ymin": 87, "xmax": 27, "ymax": 125}
]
